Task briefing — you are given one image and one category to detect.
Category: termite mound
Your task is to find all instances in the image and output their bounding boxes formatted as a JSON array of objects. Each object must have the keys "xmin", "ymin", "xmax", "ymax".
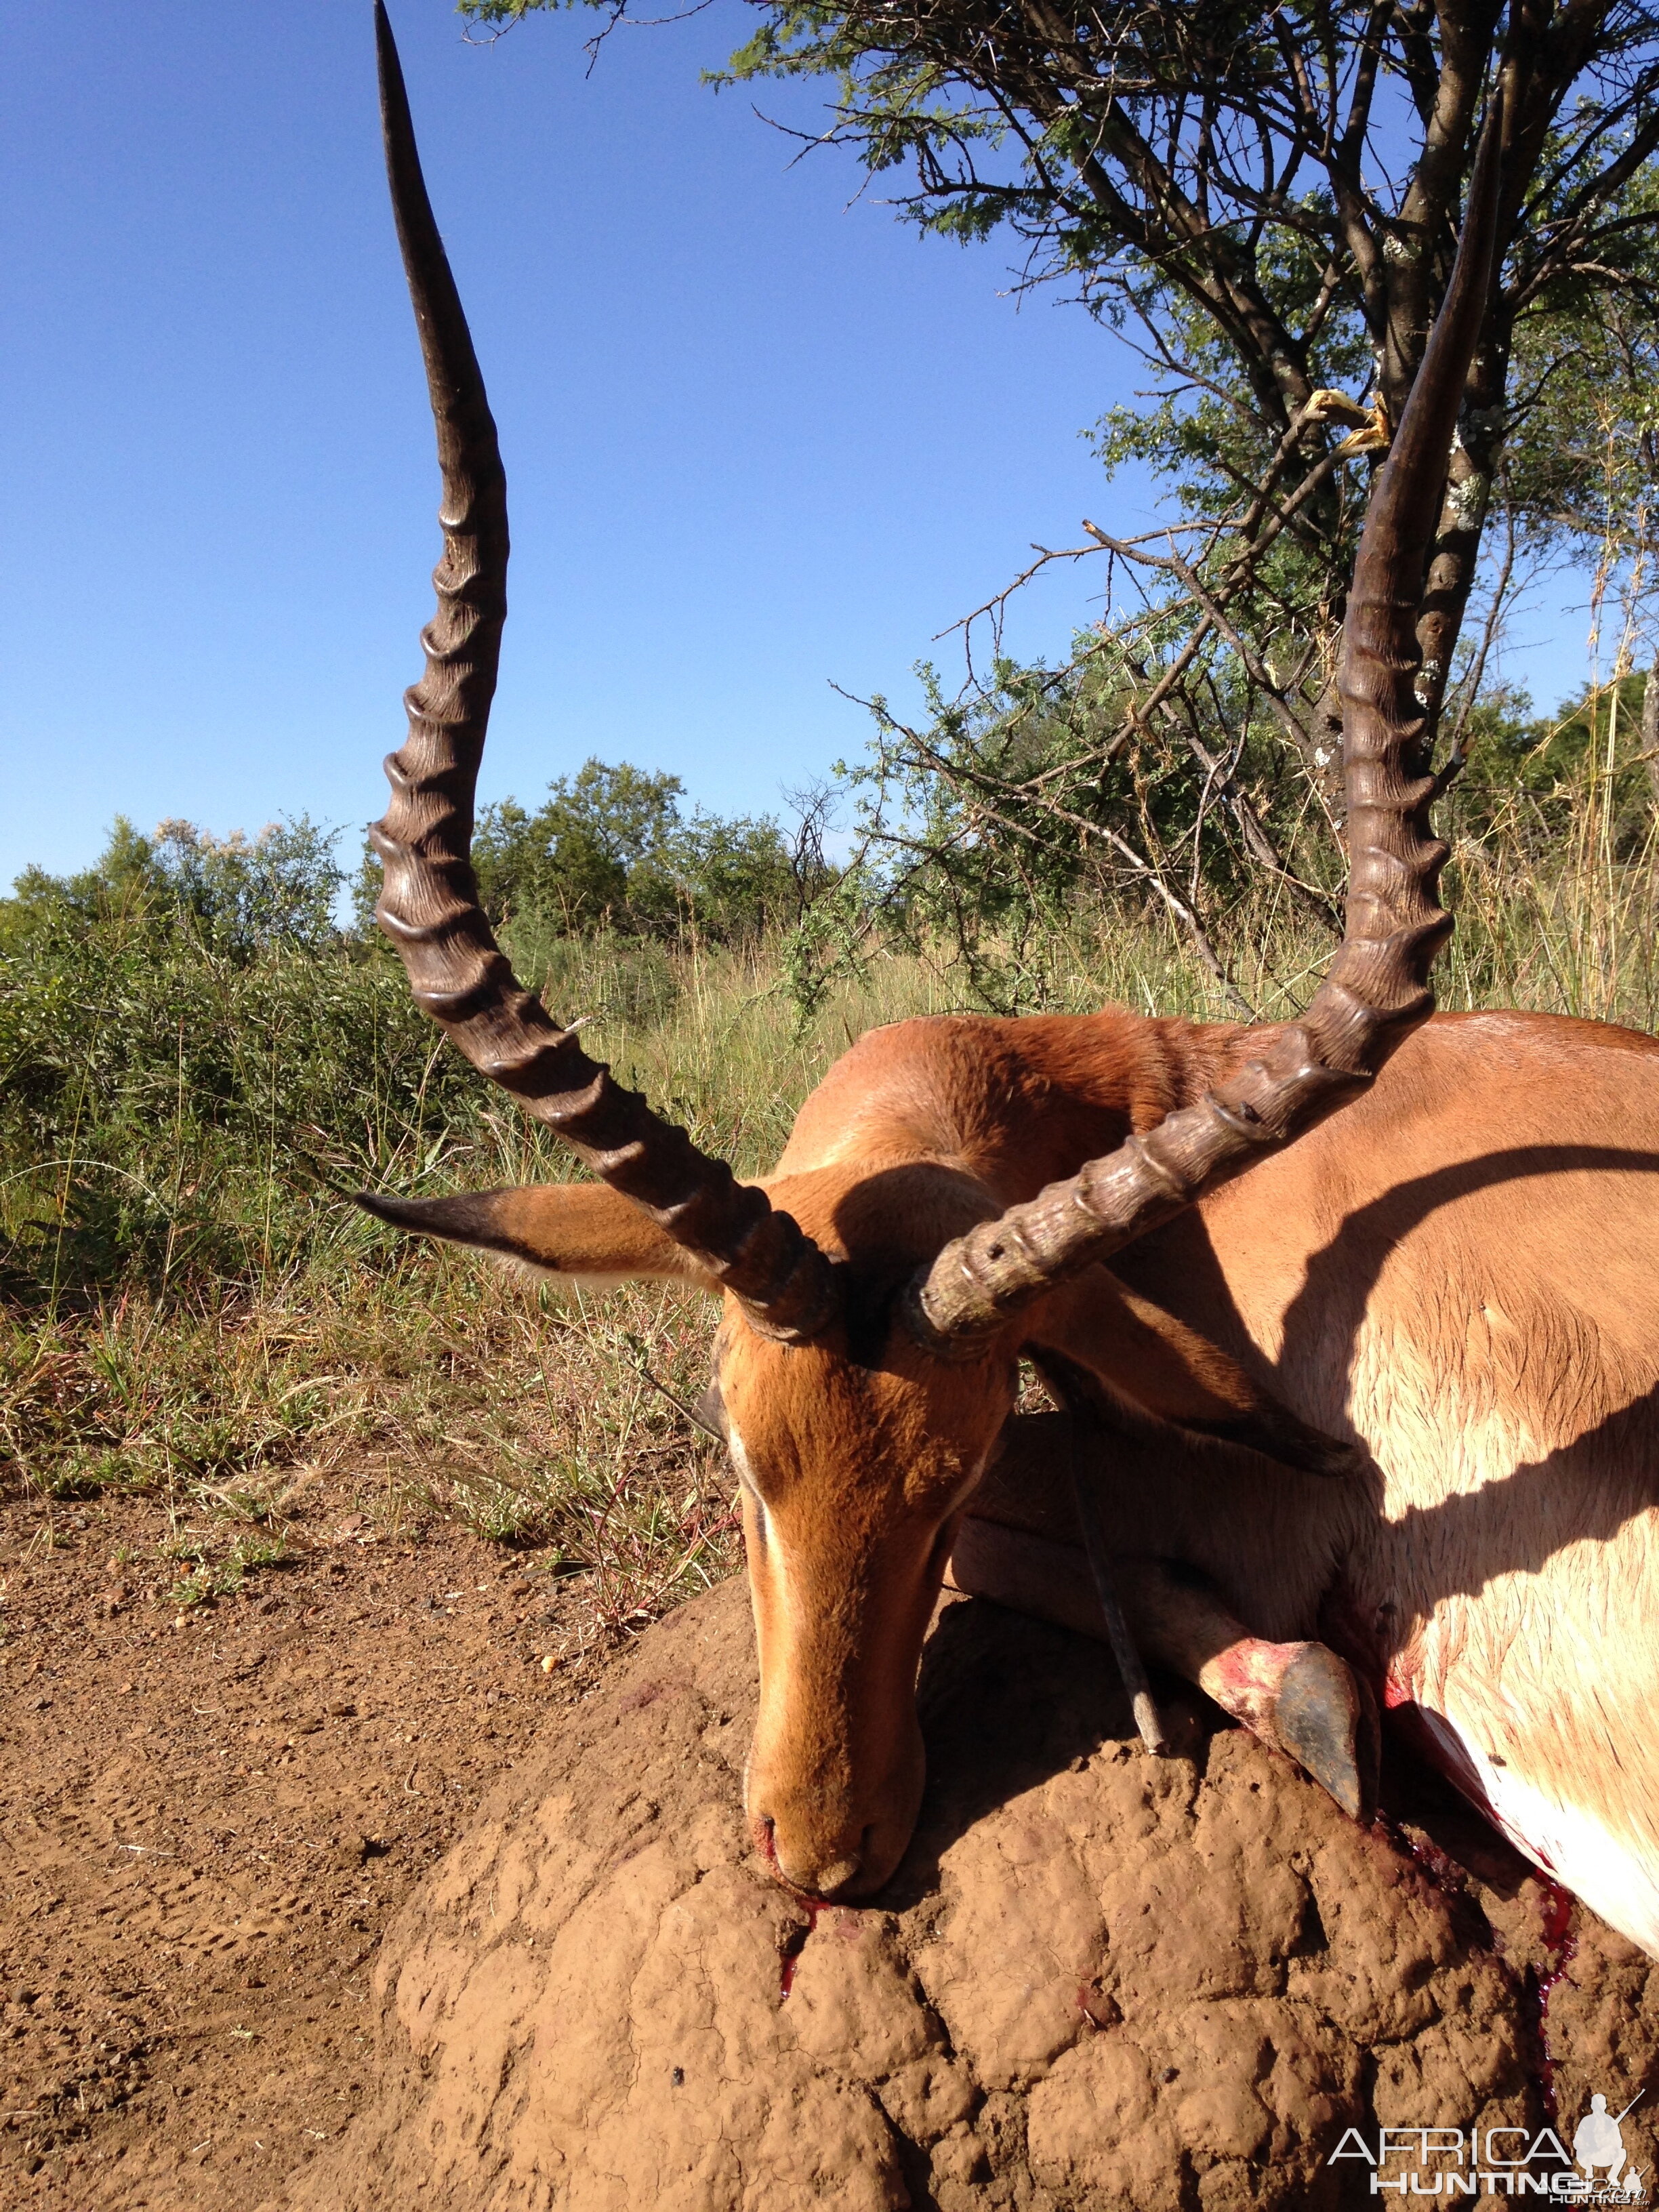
[{"xmin": 290, "ymin": 1579, "xmax": 1659, "ymax": 2212}]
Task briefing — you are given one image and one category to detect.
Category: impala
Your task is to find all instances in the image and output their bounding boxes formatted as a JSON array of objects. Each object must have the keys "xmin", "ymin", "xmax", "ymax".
[{"xmin": 359, "ymin": 6, "xmax": 1659, "ymax": 1956}]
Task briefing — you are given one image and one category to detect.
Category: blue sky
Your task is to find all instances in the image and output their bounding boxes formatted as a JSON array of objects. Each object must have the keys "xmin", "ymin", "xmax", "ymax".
[{"xmin": 5, "ymin": 0, "xmax": 1597, "ymax": 889}]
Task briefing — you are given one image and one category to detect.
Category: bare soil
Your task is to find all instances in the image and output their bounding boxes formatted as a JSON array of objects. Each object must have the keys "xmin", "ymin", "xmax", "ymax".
[
  {"xmin": 7, "ymin": 1481, "xmax": 1659, "ymax": 2212},
  {"xmin": 298, "ymin": 1580, "xmax": 1659, "ymax": 2212},
  {"xmin": 0, "ymin": 1481, "xmax": 620, "ymax": 2211}
]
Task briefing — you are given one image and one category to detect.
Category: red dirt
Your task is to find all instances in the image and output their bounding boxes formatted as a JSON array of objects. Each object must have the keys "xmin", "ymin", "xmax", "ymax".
[
  {"xmin": 0, "ymin": 1483, "xmax": 621, "ymax": 2211},
  {"xmin": 296, "ymin": 1580, "xmax": 1659, "ymax": 2212},
  {"xmin": 7, "ymin": 1488, "xmax": 1659, "ymax": 2212}
]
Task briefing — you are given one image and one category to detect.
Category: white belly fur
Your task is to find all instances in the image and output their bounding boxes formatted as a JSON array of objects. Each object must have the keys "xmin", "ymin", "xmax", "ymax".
[{"xmin": 1416, "ymin": 1702, "xmax": 1659, "ymax": 1959}]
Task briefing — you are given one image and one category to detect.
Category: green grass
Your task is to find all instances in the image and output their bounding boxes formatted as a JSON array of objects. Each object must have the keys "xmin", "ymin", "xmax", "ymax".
[
  {"xmin": 0, "ymin": 924, "xmax": 955, "ymax": 1622},
  {"xmin": 3, "ymin": 764, "xmax": 1656, "ymax": 1633}
]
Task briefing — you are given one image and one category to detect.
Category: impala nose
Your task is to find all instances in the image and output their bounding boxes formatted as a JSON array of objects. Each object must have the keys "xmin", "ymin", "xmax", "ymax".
[{"xmin": 754, "ymin": 1814, "xmax": 872, "ymax": 1901}]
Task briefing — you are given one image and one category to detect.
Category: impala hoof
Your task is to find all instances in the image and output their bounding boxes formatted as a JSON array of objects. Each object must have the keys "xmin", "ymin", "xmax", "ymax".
[{"xmin": 1268, "ymin": 1642, "xmax": 1369, "ymax": 1820}]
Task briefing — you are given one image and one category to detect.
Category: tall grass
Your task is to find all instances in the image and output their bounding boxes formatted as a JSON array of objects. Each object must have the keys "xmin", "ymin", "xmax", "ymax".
[
  {"xmin": 1441, "ymin": 787, "xmax": 1659, "ymax": 1028},
  {"xmin": 2, "ymin": 755, "xmax": 1655, "ymax": 1629}
]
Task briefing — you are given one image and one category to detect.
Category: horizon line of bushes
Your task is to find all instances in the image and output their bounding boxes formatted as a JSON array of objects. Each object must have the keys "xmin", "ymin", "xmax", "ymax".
[
  {"xmin": 6, "ymin": 661, "xmax": 1655, "ymax": 972},
  {"xmin": 1, "ymin": 756, "xmax": 830, "ymax": 968}
]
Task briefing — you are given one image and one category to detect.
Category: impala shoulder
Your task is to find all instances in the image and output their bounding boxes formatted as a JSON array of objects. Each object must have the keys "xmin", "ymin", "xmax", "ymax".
[{"xmin": 1418, "ymin": 1007, "xmax": 1659, "ymax": 1064}]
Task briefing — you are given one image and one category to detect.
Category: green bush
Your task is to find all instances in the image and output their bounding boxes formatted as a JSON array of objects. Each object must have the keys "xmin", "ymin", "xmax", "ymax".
[
  {"xmin": 3, "ymin": 814, "xmax": 345, "ymax": 962},
  {"xmin": 455, "ymin": 758, "xmax": 817, "ymax": 941}
]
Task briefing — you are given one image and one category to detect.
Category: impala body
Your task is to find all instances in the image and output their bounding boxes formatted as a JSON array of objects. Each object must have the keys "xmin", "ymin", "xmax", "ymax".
[
  {"xmin": 941, "ymin": 1006, "xmax": 1659, "ymax": 1957},
  {"xmin": 359, "ymin": 16, "xmax": 1656, "ymax": 1959},
  {"xmin": 388, "ymin": 1006, "xmax": 1659, "ymax": 1954}
]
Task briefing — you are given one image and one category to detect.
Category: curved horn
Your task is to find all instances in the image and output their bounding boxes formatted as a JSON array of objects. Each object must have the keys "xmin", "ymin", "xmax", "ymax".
[
  {"xmin": 909, "ymin": 91, "xmax": 1506, "ymax": 1354},
  {"xmin": 367, "ymin": 0, "xmax": 836, "ymax": 1343}
]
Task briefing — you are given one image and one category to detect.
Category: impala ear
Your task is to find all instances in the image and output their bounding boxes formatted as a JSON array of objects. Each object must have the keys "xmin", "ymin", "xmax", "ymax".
[
  {"xmin": 352, "ymin": 1184, "xmax": 720, "ymax": 1292},
  {"xmin": 1022, "ymin": 1266, "xmax": 1366, "ymax": 1479}
]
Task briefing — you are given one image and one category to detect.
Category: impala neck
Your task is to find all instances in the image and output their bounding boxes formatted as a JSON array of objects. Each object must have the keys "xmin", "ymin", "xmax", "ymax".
[
  {"xmin": 959, "ymin": 1015, "xmax": 1288, "ymax": 1206},
  {"xmin": 780, "ymin": 1010, "xmax": 1280, "ymax": 1210}
]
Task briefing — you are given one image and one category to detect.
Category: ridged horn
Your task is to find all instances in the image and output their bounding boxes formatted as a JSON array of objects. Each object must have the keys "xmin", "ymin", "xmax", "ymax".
[
  {"xmin": 366, "ymin": 0, "xmax": 836, "ymax": 1343},
  {"xmin": 908, "ymin": 91, "xmax": 1506, "ymax": 1353}
]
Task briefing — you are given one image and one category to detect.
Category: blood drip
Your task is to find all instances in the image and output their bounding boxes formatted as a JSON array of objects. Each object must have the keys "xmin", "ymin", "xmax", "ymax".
[
  {"xmin": 1527, "ymin": 1881, "xmax": 1578, "ymax": 2121},
  {"xmin": 1370, "ymin": 1811, "xmax": 1468, "ymax": 1902},
  {"xmin": 754, "ymin": 1819, "xmax": 834, "ymax": 1999},
  {"xmin": 777, "ymin": 1900, "xmax": 828, "ymax": 2000}
]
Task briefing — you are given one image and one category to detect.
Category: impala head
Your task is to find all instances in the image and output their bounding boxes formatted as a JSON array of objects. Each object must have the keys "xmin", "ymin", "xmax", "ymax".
[
  {"xmin": 710, "ymin": 1168, "xmax": 1015, "ymax": 1895},
  {"xmin": 363, "ymin": 1147, "xmax": 1361, "ymax": 1896},
  {"xmin": 359, "ymin": 5, "xmax": 1504, "ymax": 1898}
]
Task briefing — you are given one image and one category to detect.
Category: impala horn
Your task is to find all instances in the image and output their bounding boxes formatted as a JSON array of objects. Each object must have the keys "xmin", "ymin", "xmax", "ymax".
[
  {"xmin": 362, "ymin": 0, "xmax": 837, "ymax": 1344},
  {"xmin": 908, "ymin": 88, "xmax": 1506, "ymax": 1353}
]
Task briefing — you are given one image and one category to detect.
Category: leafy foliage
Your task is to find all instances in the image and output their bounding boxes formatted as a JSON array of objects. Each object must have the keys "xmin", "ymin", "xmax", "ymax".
[
  {"xmin": 815, "ymin": 643, "xmax": 1313, "ymax": 1014},
  {"xmin": 3, "ymin": 815, "xmax": 345, "ymax": 962},
  {"xmin": 465, "ymin": 0, "xmax": 1659, "ymax": 969},
  {"xmin": 465, "ymin": 758, "xmax": 817, "ymax": 939},
  {"xmin": 789, "ymin": 655, "xmax": 1659, "ymax": 1016},
  {"xmin": 346, "ymin": 758, "xmax": 823, "ymax": 943},
  {"xmin": 0, "ymin": 925, "xmax": 471, "ymax": 1294},
  {"xmin": 473, "ymin": 3, "xmax": 1659, "ymax": 610},
  {"xmin": 1458, "ymin": 670, "xmax": 1659, "ymax": 858},
  {"xmin": 0, "ymin": 776, "xmax": 827, "ymax": 1303}
]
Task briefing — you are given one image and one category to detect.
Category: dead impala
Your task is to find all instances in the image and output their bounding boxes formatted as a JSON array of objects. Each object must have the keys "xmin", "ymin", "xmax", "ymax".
[{"xmin": 359, "ymin": 7, "xmax": 1659, "ymax": 1954}]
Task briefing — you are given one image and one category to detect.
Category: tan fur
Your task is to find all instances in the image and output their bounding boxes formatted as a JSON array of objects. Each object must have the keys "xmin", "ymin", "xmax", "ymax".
[
  {"xmin": 380, "ymin": 1006, "xmax": 1659, "ymax": 1940},
  {"xmin": 474, "ymin": 1185, "xmax": 716, "ymax": 1286},
  {"xmin": 361, "ymin": 1183, "xmax": 717, "ymax": 1288}
]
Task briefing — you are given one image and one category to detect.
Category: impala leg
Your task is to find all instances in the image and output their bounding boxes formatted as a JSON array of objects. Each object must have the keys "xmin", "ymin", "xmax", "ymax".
[
  {"xmin": 946, "ymin": 1515, "xmax": 1371, "ymax": 1818},
  {"xmin": 1134, "ymin": 1555, "xmax": 1374, "ymax": 1822},
  {"xmin": 948, "ymin": 1415, "xmax": 1374, "ymax": 1819}
]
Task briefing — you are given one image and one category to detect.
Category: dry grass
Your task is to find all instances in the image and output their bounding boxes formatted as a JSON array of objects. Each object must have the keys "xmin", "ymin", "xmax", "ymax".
[{"xmin": 0, "ymin": 1265, "xmax": 736, "ymax": 1637}]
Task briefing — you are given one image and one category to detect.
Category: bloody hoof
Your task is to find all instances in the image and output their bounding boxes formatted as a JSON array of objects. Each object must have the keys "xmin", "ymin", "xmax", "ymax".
[{"xmin": 1198, "ymin": 1634, "xmax": 1373, "ymax": 1822}]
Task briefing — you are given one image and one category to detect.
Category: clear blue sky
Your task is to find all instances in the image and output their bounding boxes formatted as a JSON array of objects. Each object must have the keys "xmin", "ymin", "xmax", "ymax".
[{"xmin": 4, "ymin": 0, "xmax": 1595, "ymax": 889}]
